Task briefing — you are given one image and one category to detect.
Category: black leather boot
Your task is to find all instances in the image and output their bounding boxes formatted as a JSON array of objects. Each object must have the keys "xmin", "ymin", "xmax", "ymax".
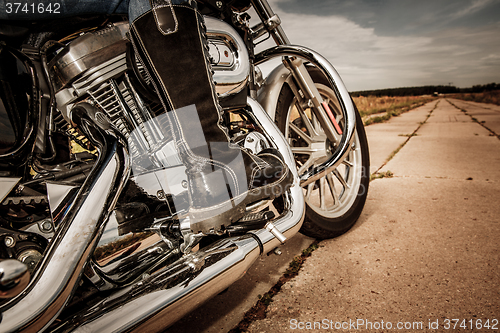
[{"xmin": 130, "ymin": 2, "xmax": 292, "ymax": 234}]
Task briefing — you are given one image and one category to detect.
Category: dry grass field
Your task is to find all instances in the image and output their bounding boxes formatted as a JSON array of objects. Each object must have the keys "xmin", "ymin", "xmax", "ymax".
[
  {"xmin": 352, "ymin": 95, "xmax": 437, "ymax": 125},
  {"xmin": 447, "ymin": 90, "xmax": 500, "ymax": 106}
]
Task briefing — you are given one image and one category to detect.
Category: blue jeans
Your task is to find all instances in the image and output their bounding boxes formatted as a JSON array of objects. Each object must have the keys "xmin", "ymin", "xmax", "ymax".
[{"xmin": 0, "ymin": 0, "xmax": 188, "ymax": 22}]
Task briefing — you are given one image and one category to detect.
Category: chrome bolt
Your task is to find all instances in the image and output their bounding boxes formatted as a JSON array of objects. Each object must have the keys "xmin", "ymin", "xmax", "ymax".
[
  {"xmin": 41, "ymin": 220, "xmax": 53, "ymax": 232},
  {"xmin": 273, "ymin": 247, "xmax": 282, "ymax": 256},
  {"xmin": 157, "ymin": 190, "xmax": 166, "ymax": 200},
  {"xmin": 4, "ymin": 236, "xmax": 15, "ymax": 248},
  {"xmin": 15, "ymin": 185, "xmax": 24, "ymax": 194},
  {"xmin": 215, "ymin": 1, "xmax": 223, "ymax": 8},
  {"xmin": 18, "ymin": 249, "xmax": 42, "ymax": 273},
  {"xmin": 246, "ymin": 136, "xmax": 255, "ymax": 143},
  {"xmin": 181, "ymin": 180, "xmax": 188, "ymax": 189}
]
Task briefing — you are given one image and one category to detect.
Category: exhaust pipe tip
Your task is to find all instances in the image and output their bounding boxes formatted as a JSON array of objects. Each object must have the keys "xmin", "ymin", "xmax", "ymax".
[{"xmin": 0, "ymin": 259, "xmax": 30, "ymax": 299}]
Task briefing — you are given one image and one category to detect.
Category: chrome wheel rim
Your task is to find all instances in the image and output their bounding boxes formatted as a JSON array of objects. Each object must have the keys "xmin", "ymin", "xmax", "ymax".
[{"xmin": 284, "ymin": 84, "xmax": 363, "ymax": 218}]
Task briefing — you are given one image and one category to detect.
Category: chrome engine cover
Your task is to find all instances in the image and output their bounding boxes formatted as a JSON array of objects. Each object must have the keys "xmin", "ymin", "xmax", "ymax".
[
  {"xmin": 51, "ymin": 16, "xmax": 251, "ymax": 189},
  {"xmin": 49, "ymin": 22, "xmax": 130, "ymax": 92},
  {"xmin": 205, "ymin": 16, "xmax": 250, "ymax": 96},
  {"xmin": 52, "ymin": 17, "xmax": 249, "ymax": 118}
]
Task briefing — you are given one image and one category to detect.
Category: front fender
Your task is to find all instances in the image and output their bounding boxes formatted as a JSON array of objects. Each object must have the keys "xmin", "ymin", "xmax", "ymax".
[
  {"xmin": 253, "ymin": 45, "xmax": 356, "ymax": 187},
  {"xmin": 256, "ymin": 63, "xmax": 291, "ymax": 121}
]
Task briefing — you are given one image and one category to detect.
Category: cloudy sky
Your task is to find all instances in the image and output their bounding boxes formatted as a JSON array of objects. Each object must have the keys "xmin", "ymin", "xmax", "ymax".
[{"xmin": 254, "ymin": 0, "xmax": 500, "ymax": 91}]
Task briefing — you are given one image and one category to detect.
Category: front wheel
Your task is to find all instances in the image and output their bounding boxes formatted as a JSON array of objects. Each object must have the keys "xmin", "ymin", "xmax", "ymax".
[{"xmin": 276, "ymin": 68, "xmax": 370, "ymax": 239}]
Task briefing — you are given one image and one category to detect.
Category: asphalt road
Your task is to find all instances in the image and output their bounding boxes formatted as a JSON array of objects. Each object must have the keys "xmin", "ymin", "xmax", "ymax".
[{"xmin": 169, "ymin": 99, "xmax": 500, "ymax": 332}]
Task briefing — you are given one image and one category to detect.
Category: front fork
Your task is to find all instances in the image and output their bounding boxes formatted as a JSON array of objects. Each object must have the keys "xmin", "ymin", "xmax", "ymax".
[
  {"xmin": 249, "ymin": 0, "xmax": 341, "ymax": 145},
  {"xmin": 283, "ymin": 57, "xmax": 342, "ymax": 145},
  {"xmin": 249, "ymin": 0, "xmax": 340, "ymax": 143},
  {"xmin": 249, "ymin": 0, "xmax": 357, "ymax": 187}
]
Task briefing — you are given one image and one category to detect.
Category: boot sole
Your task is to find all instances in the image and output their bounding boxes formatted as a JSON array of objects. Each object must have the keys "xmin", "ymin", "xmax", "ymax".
[{"xmin": 189, "ymin": 167, "xmax": 294, "ymax": 234}]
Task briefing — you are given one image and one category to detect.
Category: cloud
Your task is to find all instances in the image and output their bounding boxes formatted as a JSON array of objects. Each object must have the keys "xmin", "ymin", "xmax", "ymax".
[
  {"xmin": 450, "ymin": 0, "xmax": 494, "ymax": 19},
  {"xmin": 254, "ymin": 0, "xmax": 500, "ymax": 91},
  {"xmin": 272, "ymin": 0, "xmax": 500, "ymax": 35}
]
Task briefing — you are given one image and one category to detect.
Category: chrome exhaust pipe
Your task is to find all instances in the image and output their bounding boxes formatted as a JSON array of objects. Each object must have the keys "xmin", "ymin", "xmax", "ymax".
[
  {"xmin": 0, "ymin": 106, "xmax": 130, "ymax": 332},
  {"xmin": 50, "ymin": 99, "xmax": 305, "ymax": 332}
]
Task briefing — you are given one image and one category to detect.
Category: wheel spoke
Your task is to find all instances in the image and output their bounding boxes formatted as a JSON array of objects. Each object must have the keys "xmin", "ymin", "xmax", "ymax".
[
  {"xmin": 336, "ymin": 114, "xmax": 343, "ymax": 125},
  {"xmin": 298, "ymin": 156, "xmax": 315, "ymax": 175},
  {"xmin": 326, "ymin": 173, "xmax": 339, "ymax": 205},
  {"xmin": 305, "ymin": 182, "xmax": 314, "ymax": 200},
  {"xmin": 334, "ymin": 169, "xmax": 350, "ymax": 189},
  {"xmin": 289, "ymin": 121, "xmax": 312, "ymax": 144},
  {"xmin": 291, "ymin": 146, "xmax": 315, "ymax": 155},
  {"xmin": 319, "ymin": 177, "xmax": 326, "ymax": 210},
  {"xmin": 312, "ymin": 112, "xmax": 322, "ymax": 134},
  {"xmin": 342, "ymin": 159, "xmax": 354, "ymax": 168},
  {"xmin": 296, "ymin": 104, "xmax": 319, "ymax": 137}
]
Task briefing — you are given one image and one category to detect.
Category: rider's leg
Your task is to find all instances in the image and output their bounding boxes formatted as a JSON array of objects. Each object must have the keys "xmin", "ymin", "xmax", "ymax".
[{"xmin": 128, "ymin": 0, "xmax": 292, "ymax": 234}]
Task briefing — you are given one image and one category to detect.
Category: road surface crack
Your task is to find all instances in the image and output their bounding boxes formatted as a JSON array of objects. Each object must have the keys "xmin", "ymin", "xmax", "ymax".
[
  {"xmin": 228, "ymin": 241, "xmax": 320, "ymax": 333},
  {"xmin": 372, "ymin": 100, "xmax": 440, "ymax": 176},
  {"xmin": 447, "ymin": 99, "xmax": 500, "ymax": 140}
]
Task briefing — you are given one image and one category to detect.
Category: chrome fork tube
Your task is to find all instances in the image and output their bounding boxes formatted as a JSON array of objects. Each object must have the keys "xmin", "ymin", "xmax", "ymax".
[
  {"xmin": 250, "ymin": 0, "xmax": 290, "ymax": 45},
  {"xmin": 255, "ymin": 45, "xmax": 357, "ymax": 187},
  {"xmin": 250, "ymin": 0, "xmax": 336, "ymax": 145},
  {"xmin": 0, "ymin": 110, "xmax": 130, "ymax": 332}
]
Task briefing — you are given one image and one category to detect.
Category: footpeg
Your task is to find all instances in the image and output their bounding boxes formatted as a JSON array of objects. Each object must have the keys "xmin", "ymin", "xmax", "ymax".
[
  {"xmin": 227, "ymin": 211, "xmax": 275, "ymax": 234},
  {"xmin": 239, "ymin": 211, "xmax": 274, "ymax": 223},
  {"xmin": 265, "ymin": 222, "xmax": 287, "ymax": 244}
]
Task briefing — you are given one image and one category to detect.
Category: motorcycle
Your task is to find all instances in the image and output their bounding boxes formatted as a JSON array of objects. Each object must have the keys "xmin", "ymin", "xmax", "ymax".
[{"xmin": 0, "ymin": 0, "xmax": 369, "ymax": 331}]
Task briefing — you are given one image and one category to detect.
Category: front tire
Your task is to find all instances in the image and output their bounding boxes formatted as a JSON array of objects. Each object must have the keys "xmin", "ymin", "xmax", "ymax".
[{"xmin": 276, "ymin": 68, "xmax": 370, "ymax": 239}]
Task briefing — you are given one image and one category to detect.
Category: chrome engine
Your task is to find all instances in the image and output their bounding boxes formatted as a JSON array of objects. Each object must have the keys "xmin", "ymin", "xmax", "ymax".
[
  {"xmin": 45, "ymin": 17, "xmax": 248, "ymax": 199},
  {"xmin": 50, "ymin": 18, "xmax": 250, "ymax": 181},
  {"xmin": 47, "ymin": 18, "xmax": 261, "ymax": 289},
  {"xmin": 48, "ymin": 20, "xmax": 253, "ymax": 203}
]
